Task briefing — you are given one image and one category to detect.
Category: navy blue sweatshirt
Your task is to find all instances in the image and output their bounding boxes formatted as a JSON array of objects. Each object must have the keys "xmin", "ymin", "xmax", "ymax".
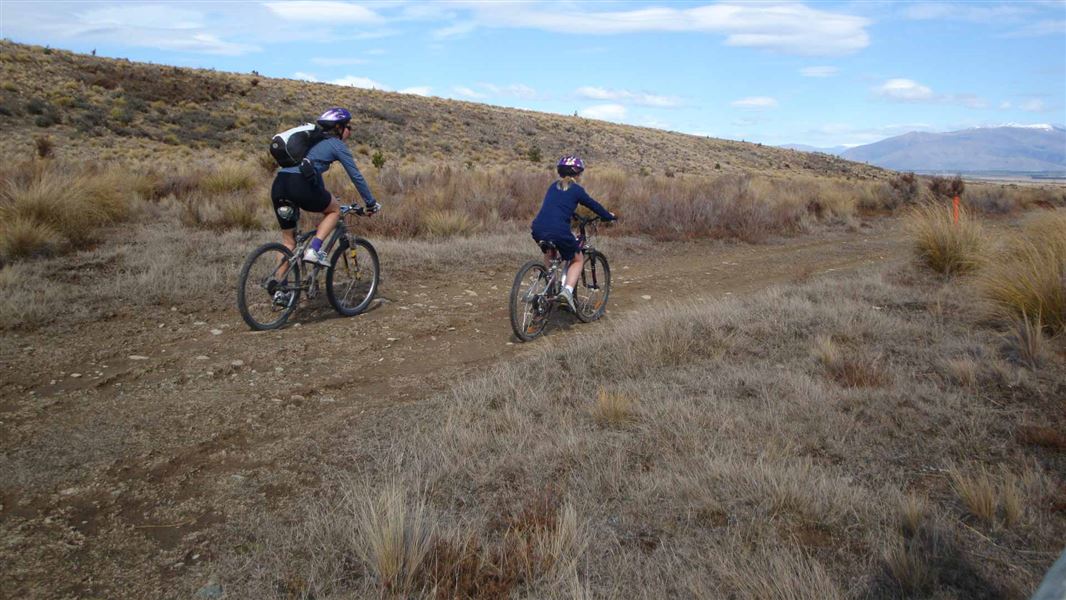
[{"xmin": 530, "ymin": 182, "xmax": 613, "ymax": 239}]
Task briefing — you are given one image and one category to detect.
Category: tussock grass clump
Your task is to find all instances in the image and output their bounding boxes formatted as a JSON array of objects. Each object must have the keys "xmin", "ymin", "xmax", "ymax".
[
  {"xmin": 200, "ymin": 160, "xmax": 259, "ymax": 194},
  {"xmin": 0, "ymin": 159, "xmax": 137, "ymax": 263},
  {"xmin": 977, "ymin": 213, "xmax": 1066, "ymax": 333},
  {"xmin": 948, "ymin": 464, "xmax": 1027, "ymax": 528},
  {"xmin": 590, "ymin": 388, "xmax": 639, "ymax": 428},
  {"xmin": 905, "ymin": 202, "xmax": 985, "ymax": 275},
  {"xmin": 422, "ymin": 209, "xmax": 479, "ymax": 237},
  {"xmin": 180, "ymin": 190, "xmax": 266, "ymax": 231},
  {"xmin": 352, "ymin": 484, "xmax": 435, "ymax": 593},
  {"xmin": 811, "ymin": 335, "xmax": 887, "ymax": 387}
]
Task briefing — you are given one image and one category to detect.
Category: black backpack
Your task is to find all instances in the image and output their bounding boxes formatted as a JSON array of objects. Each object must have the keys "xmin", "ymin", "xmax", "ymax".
[{"xmin": 269, "ymin": 123, "xmax": 326, "ymax": 168}]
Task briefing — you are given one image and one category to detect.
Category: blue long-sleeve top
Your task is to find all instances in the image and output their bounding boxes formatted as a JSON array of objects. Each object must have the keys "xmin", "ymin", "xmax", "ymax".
[
  {"xmin": 279, "ymin": 137, "xmax": 376, "ymax": 205},
  {"xmin": 530, "ymin": 182, "xmax": 613, "ymax": 239}
]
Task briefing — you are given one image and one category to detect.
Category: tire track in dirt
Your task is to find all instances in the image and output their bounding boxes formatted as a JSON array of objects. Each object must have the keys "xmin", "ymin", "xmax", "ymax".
[{"xmin": 0, "ymin": 221, "xmax": 909, "ymax": 599}]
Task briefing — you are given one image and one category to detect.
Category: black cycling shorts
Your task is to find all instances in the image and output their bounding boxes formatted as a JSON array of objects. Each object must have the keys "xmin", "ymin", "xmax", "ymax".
[
  {"xmin": 270, "ymin": 172, "xmax": 332, "ymax": 229},
  {"xmin": 532, "ymin": 232, "xmax": 580, "ymax": 261}
]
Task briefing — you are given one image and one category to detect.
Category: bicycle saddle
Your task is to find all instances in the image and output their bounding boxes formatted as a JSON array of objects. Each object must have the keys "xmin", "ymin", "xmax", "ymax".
[{"xmin": 537, "ymin": 240, "xmax": 557, "ymax": 253}]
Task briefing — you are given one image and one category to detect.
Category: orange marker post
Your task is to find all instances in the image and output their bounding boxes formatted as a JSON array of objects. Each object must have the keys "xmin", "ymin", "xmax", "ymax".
[{"xmin": 952, "ymin": 195, "xmax": 960, "ymax": 224}]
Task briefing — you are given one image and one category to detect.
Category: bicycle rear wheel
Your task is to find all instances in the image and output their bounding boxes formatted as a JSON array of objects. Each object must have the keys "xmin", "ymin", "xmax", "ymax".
[
  {"xmin": 326, "ymin": 237, "xmax": 380, "ymax": 316},
  {"xmin": 509, "ymin": 260, "xmax": 552, "ymax": 342},
  {"xmin": 237, "ymin": 242, "xmax": 301, "ymax": 330},
  {"xmin": 575, "ymin": 250, "xmax": 610, "ymax": 323}
]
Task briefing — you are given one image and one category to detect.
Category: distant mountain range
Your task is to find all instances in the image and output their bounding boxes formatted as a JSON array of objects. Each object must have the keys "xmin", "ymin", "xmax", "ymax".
[{"xmin": 782, "ymin": 125, "xmax": 1066, "ymax": 173}]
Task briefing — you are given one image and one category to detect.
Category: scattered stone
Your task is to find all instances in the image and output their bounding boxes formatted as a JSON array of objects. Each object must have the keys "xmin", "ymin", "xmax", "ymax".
[
  {"xmin": 210, "ymin": 329, "xmax": 223, "ymax": 336},
  {"xmin": 70, "ymin": 373, "xmax": 82, "ymax": 378},
  {"xmin": 231, "ymin": 360, "xmax": 244, "ymax": 367},
  {"xmin": 447, "ymin": 327, "xmax": 456, "ymax": 331},
  {"xmin": 274, "ymin": 367, "xmax": 283, "ymax": 372},
  {"xmin": 387, "ymin": 337, "xmax": 399, "ymax": 342},
  {"xmin": 194, "ymin": 321, "xmax": 207, "ymax": 326},
  {"xmin": 464, "ymin": 289, "xmax": 478, "ymax": 296},
  {"xmin": 195, "ymin": 356, "xmax": 208, "ymax": 361},
  {"xmin": 171, "ymin": 306, "xmax": 177, "ymax": 312},
  {"xmin": 290, "ymin": 394, "xmax": 306, "ymax": 401},
  {"xmin": 128, "ymin": 355, "xmax": 149, "ymax": 361},
  {"xmin": 641, "ymin": 295, "xmax": 652, "ymax": 300},
  {"xmin": 60, "ymin": 487, "xmax": 77, "ymax": 496},
  {"xmin": 196, "ymin": 582, "xmax": 223, "ymax": 599}
]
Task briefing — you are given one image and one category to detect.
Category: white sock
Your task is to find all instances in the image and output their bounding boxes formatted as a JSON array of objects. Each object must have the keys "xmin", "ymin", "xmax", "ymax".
[{"xmin": 565, "ymin": 285, "xmax": 574, "ymax": 293}]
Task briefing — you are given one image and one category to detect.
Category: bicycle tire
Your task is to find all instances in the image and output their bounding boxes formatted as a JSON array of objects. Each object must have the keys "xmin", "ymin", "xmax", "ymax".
[
  {"xmin": 509, "ymin": 260, "xmax": 552, "ymax": 342},
  {"xmin": 326, "ymin": 237, "xmax": 380, "ymax": 316},
  {"xmin": 575, "ymin": 251, "xmax": 610, "ymax": 323},
  {"xmin": 237, "ymin": 242, "xmax": 302, "ymax": 330}
]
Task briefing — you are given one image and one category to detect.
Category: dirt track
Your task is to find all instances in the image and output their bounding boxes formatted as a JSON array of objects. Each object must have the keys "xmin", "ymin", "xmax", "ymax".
[{"xmin": 0, "ymin": 220, "xmax": 909, "ymax": 598}]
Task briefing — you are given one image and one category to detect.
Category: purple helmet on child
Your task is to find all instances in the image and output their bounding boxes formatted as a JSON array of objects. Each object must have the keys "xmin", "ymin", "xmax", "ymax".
[
  {"xmin": 557, "ymin": 155, "xmax": 585, "ymax": 177},
  {"xmin": 316, "ymin": 107, "xmax": 352, "ymax": 129}
]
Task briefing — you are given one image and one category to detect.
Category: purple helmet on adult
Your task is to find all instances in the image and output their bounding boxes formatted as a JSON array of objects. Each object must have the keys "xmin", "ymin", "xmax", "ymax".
[
  {"xmin": 316, "ymin": 107, "xmax": 352, "ymax": 129},
  {"xmin": 557, "ymin": 155, "xmax": 585, "ymax": 177}
]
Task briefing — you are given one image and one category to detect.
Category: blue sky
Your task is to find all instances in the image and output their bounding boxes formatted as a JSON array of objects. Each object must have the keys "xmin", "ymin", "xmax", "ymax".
[{"xmin": 2, "ymin": 1, "xmax": 1063, "ymax": 147}]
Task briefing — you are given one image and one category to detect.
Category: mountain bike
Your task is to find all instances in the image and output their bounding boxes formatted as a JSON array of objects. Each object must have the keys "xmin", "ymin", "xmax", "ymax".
[
  {"xmin": 509, "ymin": 215, "xmax": 612, "ymax": 342},
  {"xmin": 237, "ymin": 204, "xmax": 380, "ymax": 330}
]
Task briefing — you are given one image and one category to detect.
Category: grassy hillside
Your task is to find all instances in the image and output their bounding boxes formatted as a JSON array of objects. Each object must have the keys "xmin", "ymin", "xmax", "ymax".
[{"xmin": 0, "ymin": 40, "xmax": 880, "ymax": 179}]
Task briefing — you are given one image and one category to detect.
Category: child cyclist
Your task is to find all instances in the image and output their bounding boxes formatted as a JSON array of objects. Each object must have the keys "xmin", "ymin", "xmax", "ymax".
[
  {"xmin": 271, "ymin": 107, "xmax": 381, "ymax": 269},
  {"xmin": 530, "ymin": 155, "xmax": 616, "ymax": 311}
]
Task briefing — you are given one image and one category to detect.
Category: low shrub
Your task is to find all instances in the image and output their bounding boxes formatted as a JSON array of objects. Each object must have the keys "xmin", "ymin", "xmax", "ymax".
[{"xmin": 200, "ymin": 160, "xmax": 259, "ymax": 194}]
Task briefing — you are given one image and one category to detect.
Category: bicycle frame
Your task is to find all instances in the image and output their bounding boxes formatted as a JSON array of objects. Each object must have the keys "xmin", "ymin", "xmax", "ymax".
[{"xmin": 277, "ymin": 205, "xmax": 366, "ymax": 298}]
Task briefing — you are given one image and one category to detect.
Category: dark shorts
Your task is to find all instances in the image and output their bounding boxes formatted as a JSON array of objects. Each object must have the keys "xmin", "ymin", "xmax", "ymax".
[
  {"xmin": 531, "ymin": 231, "xmax": 580, "ymax": 261},
  {"xmin": 270, "ymin": 172, "xmax": 332, "ymax": 229}
]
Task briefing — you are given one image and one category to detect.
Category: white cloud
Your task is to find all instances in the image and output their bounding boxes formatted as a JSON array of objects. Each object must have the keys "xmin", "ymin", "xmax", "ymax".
[
  {"xmin": 293, "ymin": 72, "xmax": 320, "ymax": 82},
  {"xmin": 481, "ymin": 83, "xmax": 538, "ymax": 99},
  {"xmin": 1020, "ymin": 99, "xmax": 1048, "ymax": 112},
  {"xmin": 1000, "ymin": 101, "xmax": 1013, "ymax": 109},
  {"xmin": 875, "ymin": 78, "xmax": 935, "ymax": 101},
  {"xmin": 264, "ymin": 2, "xmax": 384, "ymax": 24},
  {"xmin": 580, "ymin": 104, "xmax": 628, "ymax": 121},
  {"xmin": 902, "ymin": 3, "xmax": 1031, "ymax": 23},
  {"xmin": 1002, "ymin": 19, "xmax": 1066, "ymax": 38},
  {"xmin": 576, "ymin": 86, "xmax": 682, "ymax": 107},
  {"xmin": 731, "ymin": 96, "xmax": 779, "ymax": 109},
  {"xmin": 5, "ymin": 4, "xmax": 261, "ymax": 55},
  {"xmin": 310, "ymin": 57, "xmax": 369, "ymax": 66},
  {"xmin": 441, "ymin": 3, "xmax": 870, "ymax": 55},
  {"xmin": 800, "ymin": 66, "xmax": 838, "ymax": 78},
  {"xmin": 400, "ymin": 86, "xmax": 432, "ymax": 96},
  {"xmin": 452, "ymin": 86, "xmax": 486, "ymax": 99},
  {"xmin": 332, "ymin": 75, "xmax": 389, "ymax": 90}
]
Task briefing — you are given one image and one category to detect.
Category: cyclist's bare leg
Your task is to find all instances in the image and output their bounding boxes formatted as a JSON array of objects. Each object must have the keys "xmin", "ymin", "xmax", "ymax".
[
  {"xmin": 314, "ymin": 196, "xmax": 341, "ymax": 243},
  {"xmin": 276, "ymin": 228, "xmax": 296, "ymax": 278},
  {"xmin": 564, "ymin": 251, "xmax": 583, "ymax": 289}
]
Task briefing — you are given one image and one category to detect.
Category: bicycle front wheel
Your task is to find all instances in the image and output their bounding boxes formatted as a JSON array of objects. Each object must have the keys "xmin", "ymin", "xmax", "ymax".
[
  {"xmin": 575, "ymin": 251, "xmax": 610, "ymax": 323},
  {"xmin": 237, "ymin": 242, "xmax": 301, "ymax": 330},
  {"xmin": 509, "ymin": 260, "xmax": 552, "ymax": 342},
  {"xmin": 326, "ymin": 237, "xmax": 380, "ymax": 316}
]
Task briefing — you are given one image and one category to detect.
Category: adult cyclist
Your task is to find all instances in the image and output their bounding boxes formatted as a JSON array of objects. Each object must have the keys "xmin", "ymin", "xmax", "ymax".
[
  {"xmin": 530, "ymin": 155, "xmax": 616, "ymax": 311},
  {"xmin": 271, "ymin": 107, "xmax": 381, "ymax": 270}
]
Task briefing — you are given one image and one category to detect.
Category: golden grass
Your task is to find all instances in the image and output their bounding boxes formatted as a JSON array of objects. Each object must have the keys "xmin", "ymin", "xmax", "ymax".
[
  {"xmin": 948, "ymin": 463, "xmax": 1028, "ymax": 528},
  {"xmin": 200, "ymin": 160, "xmax": 259, "ymax": 194},
  {"xmin": 0, "ymin": 159, "xmax": 139, "ymax": 262},
  {"xmin": 180, "ymin": 190, "xmax": 266, "ymax": 231},
  {"xmin": 422, "ymin": 209, "xmax": 479, "ymax": 237},
  {"xmin": 589, "ymin": 388, "xmax": 639, "ymax": 428},
  {"xmin": 977, "ymin": 212, "xmax": 1066, "ymax": 333},
  {"xmin": 905, "ymin": 202, "xmax": 985, "ymax": 275},
  {"xmin": 351, "ymin": 484, "xmax": 435, "ymax": 593},
  {"xmin": 883, "ymin": 537, "xmax": 935, "ymax": 595}
]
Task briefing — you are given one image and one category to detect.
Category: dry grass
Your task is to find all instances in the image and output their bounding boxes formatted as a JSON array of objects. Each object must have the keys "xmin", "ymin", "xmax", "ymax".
[
  {"xmin": 949, "ymin": 463, "xmax": 1030, "ymax": 528},
  {"xmin": 977, "ymin": 212, "xmax": 1066, "ymax": 333},
  {"xmin": 0, "ymin": 159, "xmax": 142, "ymax": 263},
  {"xmin": 352, "ymin": 484, "xmax": 435, "ymax": 593},
  {"xmin": 589, "ymin": 388, "xmax": 639, "ymax": 428},
  {"xmin": 811, "ymin": 334, "xmax": 887, "ymax": 387},
  {"xmin": 905, "ymin": 201, "xmax": 986, "ymax": 275},
  {"xmin": 200, "ymin": 160, "xmax": 259, "ymax": 194},
  {"xmin": 180, "ymin": 190, "xmax": 268, "ymax": 231},
  {"xmin": 223, "ymin": 267, "xmax": 1065, "ymax": 598}
]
